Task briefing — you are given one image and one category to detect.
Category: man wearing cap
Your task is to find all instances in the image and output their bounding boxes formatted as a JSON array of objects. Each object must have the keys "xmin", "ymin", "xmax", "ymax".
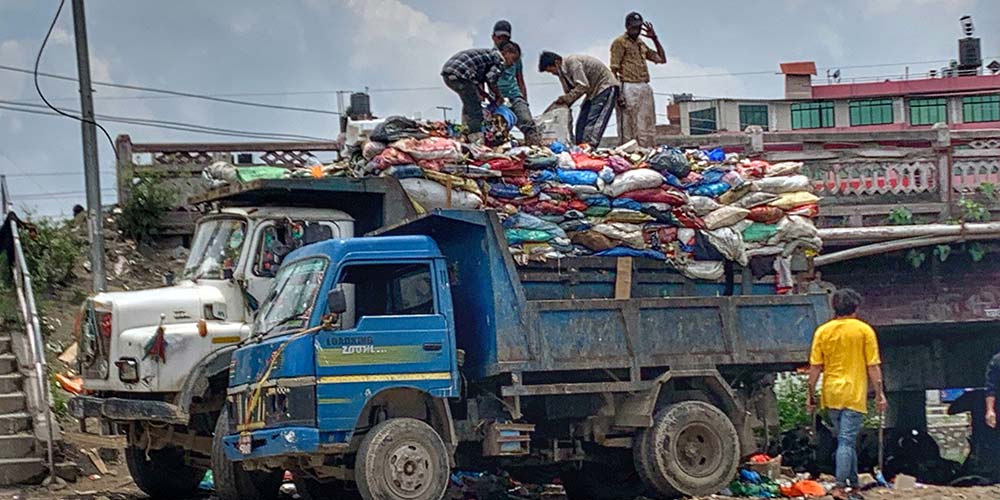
[
  {"xmin": 491, "ymin": 21, "xmax": 539, "ymax": 144},
  {"xmin": 441, "ymin": 43, "xmax": 520, "ymax": 143},
  {"xmin": 610, "ymin": 12, "xmax": 666, "ymax": 147}
]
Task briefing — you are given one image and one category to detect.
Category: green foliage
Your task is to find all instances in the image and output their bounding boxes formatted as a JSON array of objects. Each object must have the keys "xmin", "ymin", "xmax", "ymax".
[
  {"xmin": 979, "ymin": 182, "xmax": 998, "ymax": 201},
  {"xmin": 906, "ymin": 249, "xmax": 927, "ymax": 268},
  {"xmin": 933, "ymin": 244, "xmax": 951, "ymax": 262},
  {"xmin": 775, "ymin": 375, "xmax": 811, "ymax": 433},
  {"xmin": 48, "ymin": 375, "xmax": 68, "ymax": 420},
  {"xmin": 968, "ymin": 242, "xmax": 987, "ymax": 262},
  {"xmin": 21, "ymin": 217, "xmax": 84, "ymax": 292},
  {"xmin": 887, "ymin": 206, "xmax": 913, "ymax": 226},
  {"xmin": 958, "ymin": 197, "xmax": 990, "ymax": 223},
  {"xmin": 118, "ymin": 174, "xmax": 177, "ymax": 242}
]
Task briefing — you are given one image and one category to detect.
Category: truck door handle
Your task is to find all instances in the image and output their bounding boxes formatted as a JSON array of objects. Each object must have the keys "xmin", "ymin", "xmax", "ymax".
[{"xmin": 422, "ymin": 342, "xmax": 442, "ymax": 352}]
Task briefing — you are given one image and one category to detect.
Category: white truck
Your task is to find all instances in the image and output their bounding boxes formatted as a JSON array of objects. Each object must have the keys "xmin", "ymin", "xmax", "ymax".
[{"xmin": 68, "ymin": 177, "xmax": 415, "ymax": 499}]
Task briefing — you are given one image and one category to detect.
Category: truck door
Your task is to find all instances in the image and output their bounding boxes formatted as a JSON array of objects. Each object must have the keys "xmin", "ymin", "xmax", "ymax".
[
  {"xmin": 246, "ymin": 220, "xmax": 341, "ymax": 305},
  {"xmin": 313, "ymin": 260, "xmax": 457, "ymax": 432}
]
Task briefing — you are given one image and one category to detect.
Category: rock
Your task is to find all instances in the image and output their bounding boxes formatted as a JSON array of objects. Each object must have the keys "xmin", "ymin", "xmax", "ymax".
[{"xmin": 895, "ymin": 473, "xmax": 917, "ymax": 490}]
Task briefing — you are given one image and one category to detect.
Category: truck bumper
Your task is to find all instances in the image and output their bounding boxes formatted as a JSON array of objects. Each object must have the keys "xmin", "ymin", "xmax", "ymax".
[
  {"xmin": 222, "ymin": 427, "xmax": 331, "ymax": 461},
  {"xmin": 68, "ymin": 395, "xmax": 188, "ymax": 424}
]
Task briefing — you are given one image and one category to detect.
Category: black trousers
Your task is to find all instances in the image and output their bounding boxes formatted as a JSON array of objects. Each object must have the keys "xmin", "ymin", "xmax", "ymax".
[{"xmin": 575, "ymin": 85, "xmax": 619, "ymax": 147}]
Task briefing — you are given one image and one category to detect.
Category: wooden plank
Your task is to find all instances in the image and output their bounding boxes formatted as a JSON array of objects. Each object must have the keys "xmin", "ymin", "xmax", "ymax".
[
  {"xmin": 80, "ymin": 448, "xmax": 110, "ymax": 475},
  {"xmin": 614, "ymin": 257, "xmax": 633, "ymax": 300},
  {"xmin": 819, "ymin": 203, "xmax": 945, "ymax": 217}
]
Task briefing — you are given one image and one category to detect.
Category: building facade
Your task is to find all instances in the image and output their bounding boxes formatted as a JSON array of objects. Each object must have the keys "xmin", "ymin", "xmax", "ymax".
[{"xmin": 675, "ymin": 63, "xmax": 1000, "ymax": 136}]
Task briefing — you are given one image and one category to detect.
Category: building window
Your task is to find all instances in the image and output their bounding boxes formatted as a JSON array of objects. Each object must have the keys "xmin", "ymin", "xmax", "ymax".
[
  {"xmin": 963, "ymin": 95, "xmax": 1000, "ymax": 123},
  {"xmin": 849, "ymin": 98, "xmax": 894, "ymax": 126},
  {"xmin": 791, "ymin": 101, "xmax": 834, "ymax": 129},
  {"xmin": 689, "ymin": 107, "xmax": 717, "ymax": 135},
  {"xmin": 739, "ymin": 104, "xmax": 769, "ymax": 131},
  {"xmin": 909, "ymin": 98, "xmax": 947, "ymax": 126}
]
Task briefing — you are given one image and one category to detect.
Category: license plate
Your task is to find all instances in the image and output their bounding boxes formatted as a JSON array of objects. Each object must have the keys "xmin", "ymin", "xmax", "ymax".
[{"xmin": 238, "ymin": 433, "xmax": 252, "ymax": 455}]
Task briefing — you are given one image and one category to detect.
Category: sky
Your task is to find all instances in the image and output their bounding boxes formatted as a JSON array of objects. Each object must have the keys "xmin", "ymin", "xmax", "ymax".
[{"xmin": 0, "ymin": 0, "xmax": 998, "ymax": 217}]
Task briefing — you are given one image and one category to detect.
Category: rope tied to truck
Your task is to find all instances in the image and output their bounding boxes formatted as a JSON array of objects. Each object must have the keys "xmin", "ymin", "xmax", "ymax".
[{"xmin": 241, "ymin": 315, "xmax": 336, "ymax": 431}]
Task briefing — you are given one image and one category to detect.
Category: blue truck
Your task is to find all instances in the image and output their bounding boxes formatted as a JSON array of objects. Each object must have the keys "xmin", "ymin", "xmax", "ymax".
[{"xmin": 220, "ymin": 209, "xmax": 830, "ymax": 500}]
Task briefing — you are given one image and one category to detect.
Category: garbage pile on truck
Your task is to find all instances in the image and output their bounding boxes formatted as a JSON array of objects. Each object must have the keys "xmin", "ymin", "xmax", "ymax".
[{"xmin": 204, "ymin": 115, "xmax": 821, "ymax": 289}]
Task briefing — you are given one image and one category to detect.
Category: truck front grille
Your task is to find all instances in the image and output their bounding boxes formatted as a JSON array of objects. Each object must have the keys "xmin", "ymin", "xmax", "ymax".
[{"xmin": 228, "ymin": 382, "xmax": 316, "ymax": 433}]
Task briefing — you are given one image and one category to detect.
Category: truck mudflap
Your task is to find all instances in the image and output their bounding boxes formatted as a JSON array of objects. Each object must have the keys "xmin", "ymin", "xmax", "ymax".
[
  {"xmin": 222, "ymin": 426, "xmax": 347, "ymax": 462},
  {"xmin": 69, "ymin": 395, "xmax": 188, "ymax": 424}
]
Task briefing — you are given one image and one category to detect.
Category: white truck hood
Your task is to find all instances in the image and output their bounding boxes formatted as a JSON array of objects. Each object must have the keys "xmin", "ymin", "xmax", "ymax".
[{"xmin": 94, "ymin": 281, "xmax": 227, "ymax": 332}]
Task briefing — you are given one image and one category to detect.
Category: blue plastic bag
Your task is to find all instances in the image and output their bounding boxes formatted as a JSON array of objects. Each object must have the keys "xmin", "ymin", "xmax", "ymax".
[
  {"xmin": 531, "ymin": 170, "xmax": 557, "ymax": 183},
  {"xmin": 594, "ymin": 246, "xmax": 667, "ymax": 260},
  {"xmin": 689, "ymin": 182, "xmax": 731, "ymax": 198},
  {"xmin": 582, "ymin": 195, "xmax": 610, "ymax": 207},
  {"xmin": 557, "ymin": 169, "xmax": 599, "ymax": 186},
  {"xmin": 549, "ymin": 141, "xmax": 567, "ymax": 154},
  {"xmin": 382, "ymin": 165, "xmax": 424, "ymax": 179},
  {"xmin": 489, "ymin": 183, "xmax": 524, "ymax": 199},
  {"xmin": 598, "ymin": 166, "xmax": 615, "ymax": 184},
  {"xmin": 706, "ymin": 147, "xmax": 725, "ymax": 162},
  {"xmin": 612, "ymin": 198, "xmax": 642, "ymax": 211}
]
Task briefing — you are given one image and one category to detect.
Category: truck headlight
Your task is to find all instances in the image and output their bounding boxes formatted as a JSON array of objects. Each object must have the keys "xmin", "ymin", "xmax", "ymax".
[{"xmin": 115, "ymin": 358, "xmax": 139, "ymax": 384}]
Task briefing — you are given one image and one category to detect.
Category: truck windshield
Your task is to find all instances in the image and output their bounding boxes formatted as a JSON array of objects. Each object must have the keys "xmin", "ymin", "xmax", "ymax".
[
  {"xmin": 183, "ymin": 217, "xmax": 248, "ymax": 280},
  {"xmin": 256, "ymin": 257, "xmax": 327, "ymax": 336}
]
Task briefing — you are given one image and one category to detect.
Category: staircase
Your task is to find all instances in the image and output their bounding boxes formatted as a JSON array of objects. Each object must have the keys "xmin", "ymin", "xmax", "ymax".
[{"xmin": 0, "ymin": 333, "xmax": 49, "ymax": 485}]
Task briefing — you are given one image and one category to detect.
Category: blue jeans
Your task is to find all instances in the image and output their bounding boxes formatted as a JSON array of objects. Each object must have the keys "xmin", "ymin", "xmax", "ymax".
[{"xmin": 828, "ymin": 408, "xmax": 865, "ymax": 488}]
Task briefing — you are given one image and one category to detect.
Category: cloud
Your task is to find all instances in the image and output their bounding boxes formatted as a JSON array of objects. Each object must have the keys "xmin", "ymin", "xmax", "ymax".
[
  {"xmin": 0, "ymin": 39, "xmax": 27, "ymax": 100},
  {"xmin": 863, "ymin": 0, "xmax": 974, "ymax": 16},
  {"xmin": 50, "ymin": 26, "xmax": 72, "ymax": 46},
  {"xmin": 816, "ymin": 24, "xmax": 846, "ymax": 60}
]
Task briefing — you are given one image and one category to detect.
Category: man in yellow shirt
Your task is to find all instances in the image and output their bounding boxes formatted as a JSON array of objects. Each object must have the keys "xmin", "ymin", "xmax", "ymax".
[{"xmin": 807, "ymin": 289, "xmax": 887, "ymax": 500}]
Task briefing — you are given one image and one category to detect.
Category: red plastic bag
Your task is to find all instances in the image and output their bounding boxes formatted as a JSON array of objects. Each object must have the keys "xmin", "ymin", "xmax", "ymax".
[
  {"xmin": 740, "ymin": 160, "xmax": 770, "ymax": 178},
  {"xmin": 535, "ymin": 201, "xmax": 568, "ymax": 215},
  {"xmin": 643, "ymin": 227, "xmax": 678, "ymax": 249},
  {"xmin": 480, "ymin": 157, "xmax": 524, "ymax": 172},
  {"xmin": 370, "ymin": 148, "xmax": 414, "ymax": 170},
  {"xmin": 747, "ymin": 206, "xmax": 784, "ymax": 224},
  {"xmin": 671, "ymin": 207, "xmax": 706, "ymax": 229},
  {"xmin": 787, "ymin": 203, "xmax": 819, "ymax": 218},
  {"xmin": 619, "ymin": 188, "xmax": 686, "ymax": 206},
  {"xmin": 571, "ymin": 153, "xmax": 609, "ymax": 172}
]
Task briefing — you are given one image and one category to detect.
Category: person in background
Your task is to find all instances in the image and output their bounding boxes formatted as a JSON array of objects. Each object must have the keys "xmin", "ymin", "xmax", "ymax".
[
  {"xmin": 538, "ymin": 51, "xmax": 620, "ymax": 148},
  {"xmin": 491, "ymin": 21, "xmax": 539, "ymax": 145},
  {"xmin": 441, "ymin": 43, "xmax": 519, "ymax": 143},
  {"xmin": 807, "ymin": 288, "xmax": 887, "ymax": 500},
  {"xmin": 986, "ymin": 350, "xmax": 1000, "ymax": 428},
  {"xmin": 610, "ymin": 11, "xmax": 666, "ymax": 147}
]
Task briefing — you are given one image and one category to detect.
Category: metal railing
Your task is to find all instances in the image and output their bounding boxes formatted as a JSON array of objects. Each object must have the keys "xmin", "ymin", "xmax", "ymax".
[{"xmin": 0, "ymin": 176, "xmax": 56, "ymax": 482}]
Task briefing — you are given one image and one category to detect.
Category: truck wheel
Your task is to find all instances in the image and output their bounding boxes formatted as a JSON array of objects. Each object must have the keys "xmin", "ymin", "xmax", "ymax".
[
  {"xmin": 355, "ymin": 418, "xmax": 450, "ymax": 500},
  {"xmin": 213, "ymin": 408, "xmax": 283, "ymax": 500},
  {"xmin": 633, "ymin": 401, "xmax": 740, "ymax": 498},
  {"xmin": 125, "ymin": 444, "xmax": 204, "ymax": 499}
]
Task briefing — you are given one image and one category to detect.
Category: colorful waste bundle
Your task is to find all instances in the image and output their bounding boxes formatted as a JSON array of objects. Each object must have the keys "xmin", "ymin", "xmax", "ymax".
[{"xmin": 208, "ymin": 116, "xmax": 823, "ymax": 288}]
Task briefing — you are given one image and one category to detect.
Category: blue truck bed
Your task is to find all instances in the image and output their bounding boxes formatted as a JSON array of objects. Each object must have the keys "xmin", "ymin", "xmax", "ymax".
[{"xmin": 374, "ymin": 210, "xmax": 830, "ymax": 381}]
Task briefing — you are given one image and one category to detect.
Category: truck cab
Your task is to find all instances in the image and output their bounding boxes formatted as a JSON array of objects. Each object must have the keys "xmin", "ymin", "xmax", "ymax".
[{"xmin": 69, "ymin": 177, "xmax": 415, "ymax": 500}]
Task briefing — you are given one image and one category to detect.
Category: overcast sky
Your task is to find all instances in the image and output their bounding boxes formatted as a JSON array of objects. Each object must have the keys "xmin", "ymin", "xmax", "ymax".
[{"xmin": 1, "ymin": 0, "xmax": 998, "ymax": 217}]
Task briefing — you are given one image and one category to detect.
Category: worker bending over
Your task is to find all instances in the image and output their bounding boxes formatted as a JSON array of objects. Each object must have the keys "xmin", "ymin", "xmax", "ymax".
[
  {"xmin": 441, "ymin": 43, "xmax": 520, "ymax": 143},
  {"xmin": 538, "ymin": 51, "xmax": 620, "ymax": 148}
]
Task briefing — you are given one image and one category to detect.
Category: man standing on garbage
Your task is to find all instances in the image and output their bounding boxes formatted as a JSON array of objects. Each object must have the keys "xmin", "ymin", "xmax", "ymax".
[
  {"xmin": 442, "ymin": 43, "xmax": 520, "ymax": 143},
  {"xmin": 610, "ymin": 11, "xmax": 666, "ymax": 147},
  {"xmin": 806, "ymin": 288, "xmax": 887, "ymax": 500},
  {"xmin": 538, "ymin": 51, "xmax": 620, "ymax": 148},
  {"xmin": 491, "ymin": 21, "xmax": 540, "ymax": 145}
]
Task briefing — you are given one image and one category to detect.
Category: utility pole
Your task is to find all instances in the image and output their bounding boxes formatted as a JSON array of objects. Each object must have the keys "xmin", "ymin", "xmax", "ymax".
[
  {"xmin": 72, "ymin": 0, "xmax": 105, "ymax": 292},
  {"xmin": 436, "ymin": 106, "xmax": 452, "ymax": 122}
]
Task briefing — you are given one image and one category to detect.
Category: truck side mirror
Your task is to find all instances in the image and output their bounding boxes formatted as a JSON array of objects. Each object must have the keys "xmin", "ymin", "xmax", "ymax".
[{"xmin": 327, "ymin": 289, "xmax": 347, "ymax": 314}]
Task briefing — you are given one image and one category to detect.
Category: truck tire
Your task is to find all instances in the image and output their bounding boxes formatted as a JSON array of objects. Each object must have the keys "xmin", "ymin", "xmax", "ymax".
[
  {"xmin": 633, "ymin": 401, "xmax": 740, "ymax": 498},
  {"xmin": 355, "ymin": 418, "xmax": 450, "ymax": 500},
  {"xmin": 212, "ymin": 408, "xmax": 283, "ymax": 500},
  {"xmin": 125, "ymin": 444, "xmax": 204, "ymax": 499}
]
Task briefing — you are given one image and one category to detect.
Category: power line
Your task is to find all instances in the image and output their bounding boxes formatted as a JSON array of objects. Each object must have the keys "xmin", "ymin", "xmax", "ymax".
[
  {"xmin": 33, "ymin": 0, "xmax": 117, "ymax": 157},
  {"xmin": 0, "ymin": 101, "xmax": 333, "ymax": 141},
  {"xmin": 0, "ymin": 64, "xmax": 340, "ymax": 116}
]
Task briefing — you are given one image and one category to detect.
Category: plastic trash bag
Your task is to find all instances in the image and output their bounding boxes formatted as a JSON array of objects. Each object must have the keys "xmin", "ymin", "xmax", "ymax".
[
  {"xmin": 368, "ymin": 148, "xmax": 415, "ymax": 171},
  {"xmin": 611, "ymin": 198, "xmax": 642, "ymax": 211},
  {"xmin": 604, "ymin": 168, "xmax": 664, "ymax": 197},
  {"xmin": 647, "ymin": 146, "xmax": 691, "ymax": 178},
  {"xmin": 703, "ymin": 206, "xmax": 750, "ymax": 230},
  {"xmin": 557, "ymin": 152, "xmax": 576, "ymax": 170},
  {"xmin": 768, "ymin": 191, "xmax": 820, "ymax": 210},
  {"xmin": 688, "ymin": 196, "xmax": 721, "ymax": 216},
  {"xmin": 570, "ymin": 230, "xmax": 617, "ymax": 252},
  {"xmin": 678, "ymin": 261, "xmax": 724, "ymax": 280},
  {"xmin": 362, "ymin": 141, "xmax": 387, "ymax": 161},
  {"xmin": 619, "ymin": 188, "xmax": 687, "ymax": 206},
  {"xmin": 598, "ymin": 167, "xmax": 616, "ymax": 184},
  {"xmin": 733, "ymin": 192, "xmax": 779, "ymax": 209},
  {"xmin": 770, "ymin": 215, "xmax": 819, "ymax": 244},
  {"xmin": 525, "ymin": 155, "xmax": 558, "ymax": 170},
  {"xmin": 704, "ymin": 227, "xmax": 749, "ymax": 265},
  {"xmin": 371, "ymin": 116, "xmax": 428, "ymax": 143},
  {"xmin": 595, "ymin": 246, "xmax": 666, "ymax": 260},
  {"xmin": 571, "ymin": 153, "xmax": 608, "ymax": 172},
  {"xmin": 203, "ymin": 161, "xmax": 238, "ymax": 187},
  {"xmin": 706, "ymin": 147, "xmax": 726, "ymax": 162},
  {"xmin": 569, "ymin": 185, "xmax": 601, "ymax": 196},
  {"xmin": 382, "ymin": 165, "xmax": 424, "ymax": 179},
  {"xmin": 604, "ymin": 208, "xmax": 654, "ymax": 224},
  {"xmin": 400, "ymin": 178, "xmax": 482, "ymax": 210},
  {"xmin": 765, "ymin": 161, "xmax": 803, "ymax": 177},
  {"xmin": 592, "ymin": 222, "xmax": 645, "ymax": 248},
  {"xmin": 505, "ymin": 228, "xmax": 554, "ymax": 244},
  {"xmin": 503, "ymin": 212, "xmax": 567, "ymax": 239},
  {"xmin": 787, "ymin": 203, "xmax": 819, "ymax": 218},
  {"xmin": 747, "ymin": 206, "xmax": 785, "ymax": 224},
  {"xmin": 489, "ymin": 183, "xmax": 524, "ymax": 199},
  {"xmin": 752, "ymin": 175, "xmax": 811, "ymax": 194},
  {"xmin": 536, "ymin": 106, "xmax": 573, "ymax": 144},
  {"xmin": 742, "ymin": 223, "xmax": 780, "ymax": 243},
  {"xmin": 558, "ymin": 169, "xmax": 599, "ymax": 186},
  {"xmin": 392, "ymin": 137, "xmax": 464, "ymax": 162},
  {"xmin": 689, "ymin": 182, "xmax": 730, "ymax": 198}
]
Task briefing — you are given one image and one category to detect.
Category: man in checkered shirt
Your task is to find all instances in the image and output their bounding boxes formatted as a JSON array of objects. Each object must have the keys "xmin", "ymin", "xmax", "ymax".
[{"xmin": 442, "ymin": 43, "xmax": 519, "ymax": 142}]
